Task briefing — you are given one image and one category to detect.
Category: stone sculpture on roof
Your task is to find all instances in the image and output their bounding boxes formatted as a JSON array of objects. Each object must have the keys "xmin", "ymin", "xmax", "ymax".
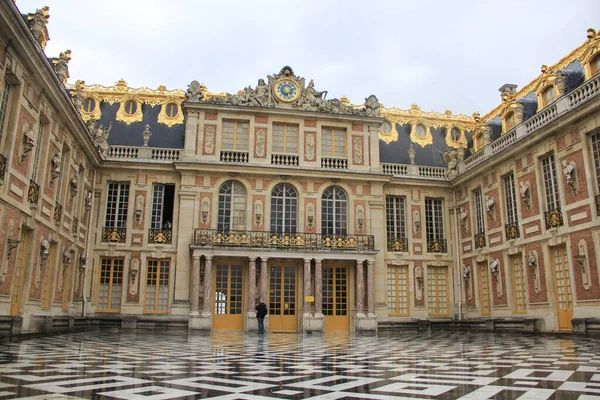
[
  {"xmin": 187, "ymin": 66, "xmax": 380, "ymax": 117},
  {"xmin": 87, "ymin": 119, "xmax": 112, "ymax": 159}
]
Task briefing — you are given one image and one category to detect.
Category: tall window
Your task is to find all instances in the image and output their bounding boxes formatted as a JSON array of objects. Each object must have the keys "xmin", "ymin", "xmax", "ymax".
[
  {"xmin": 321, "ymin": 128, "xmax": 346, "ymax": 157},
  {"xmin": 98, "ymin": 258, "xmax": 123, "ymax": 312},
  {"xmin": 591, "ymin": 132, "xmax": 600, "ymax": 194},
  {"xmin": 505, "ymin": 111, "xmax": 516, "ymax": 131},
  {"xmin": 386, "ymin": 196, "xmax": 406, "ymax": 239},
  {"xmin": 31, "ymin": 121, "xmax": 45, "ymax": 182},
  {"xmin": 151, "ymin": 184, "xmax": 175, "ymax": 229},
  {"xmin": 105, "ymin": 183, "xmax": 130, "ymax": 228},
  {"xmin": 512, "ymin": 255, "xmax": 526, "ymax": 313},
  {"xmin": 321, "ymin": 186, "xmax": 347, "ymax": 235},
  {"xmin": 425, "ymin": 198, "xmax": 445, "ymax": 241},
  {"xmin": 541, "ymin": 153, "xmax": 560, "ymax": 211},
  {"xmin": 542, "ymin": 86, "xmax": 556, "ymax": 107},
  {"xmin": 387, "ymin": 265, "xmax": 409, "ymax": 316},
  {"xmin": 273, "ymin": 123, "xmax": 298, "ymax": 154},
  {"xmin": 474, "ymin": 189, "xmax": 485, "ymax": 235},
  {"xmin": 145, "ymin": 259, "xmax": 170, "ymax": 313},
  {"xmin": 427, "ymin": 266, "xmax": 448, "ymax": 316},
  {"xmin": 222, "ymin": 121, "xmax": 249, "ymax": 151},
  {"xmin": 218, "ymin": 181, "xmax": 246, "ymax": 231},
  {"xmin": 270, "ymin": 183, "xmax": 297, "ymax": 233},
  {"xmin": 592, "ymin": 53, "xmax": 600, "ymax": 76},
  {"xmin": 504, "ymin": 172, "xmax": 518, "ymax": 224},
  {"xmin": 0, "ymin": 79, "xmax": 12, "ymax": 143}
]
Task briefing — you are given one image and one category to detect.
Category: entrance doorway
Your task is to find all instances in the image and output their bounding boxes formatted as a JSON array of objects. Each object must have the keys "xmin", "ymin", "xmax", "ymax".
[
  {"xmin": 323, "ymin": 265, "xmax": 349, "ymax": 332},
  {"xmin": 213, "ymin": 263, "xmax": 244, "ymax": 331},
  {"xmin": 552, "ymin": 246, "xmax": 573, "ymax": 331},
  {"xmin": 269, "ymin": 264, "xmax": 297, "ymax": 332},
  {"xmin": 9, "ymin": 229, "xmax": 28, "ymax": 316}
]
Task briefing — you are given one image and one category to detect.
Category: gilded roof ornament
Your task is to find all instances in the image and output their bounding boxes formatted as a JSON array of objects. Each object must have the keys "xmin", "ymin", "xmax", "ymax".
[
  {"xmin": 27, "ymin": 6, "xmax": 50, "ymax": 50},
  {"xmin": 51, "ymin": 50, "xmax": 71, "ymax": 85}
]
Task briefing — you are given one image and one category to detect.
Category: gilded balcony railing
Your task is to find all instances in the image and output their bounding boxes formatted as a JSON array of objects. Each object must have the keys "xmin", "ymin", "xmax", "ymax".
[
  {"xmin": 426, "ymin": 237, "xmax": 447, "ymax": 253},
  {"xmin": 28, "ymin": 180, "xmax": 40, "ymax": 204},
  {"xmin": 102, "ymin": 226, "xmax": 127, "ymax": 243},
  {"xmin": 505, "ymin": 222, "xmax": 520, "ymax": 240},
  {"xmin": 149, "ymin": 228, "xmax": 172, "ymax": 244},
  {"xmin": 0, "ymin": 153, "xmax": 6, "ymax": 185},
  {"xmin": 544, "ymin": 208, "xmax": 564, "ymax": 230},
  {"xmin": 387, "ymin": 237, "xmax": 409, "ymax": 252},
  {"xmin": 192, "ymin": 229, "xmax": 375, "ymax": 252},
  {"xmin": 474, "ymin": 232, "xmax": 486, "ymax": 249}
]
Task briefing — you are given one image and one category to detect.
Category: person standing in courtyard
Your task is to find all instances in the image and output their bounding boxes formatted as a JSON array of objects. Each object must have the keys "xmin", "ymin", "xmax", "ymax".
[{"xmin": 255, "ymin": 299, "xmax": 268, "ymax": 334}]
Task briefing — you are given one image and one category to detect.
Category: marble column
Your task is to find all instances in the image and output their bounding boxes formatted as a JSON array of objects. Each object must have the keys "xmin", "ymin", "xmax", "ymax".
[
  {"xmin": 367, "ymin": 260, "xmax": 375, "ymax": 315},
  {"xmin": 202, "ymin": 256, "xmax": 213, "ymax": 316},
  {"xmin": 315, "ymin": 259, "xmax": 322, "ymax": 315},
  {"xmin": 260, "ymin": 258, "xmax": 268, "ymax": 303},
  {"xmin": 356, "ymin": 260, "xmax": 365, "ymax": 316},
  {"xmin": 303, "ymin": 258, "xmax": 312, "ymax": 314},
  {"xmin": 190, "ymin": 255, "xmax": 200, "ymax": 315},
  {"xmin": 248, "ymin": 257, "xmax": 256, "ymax": 313}
]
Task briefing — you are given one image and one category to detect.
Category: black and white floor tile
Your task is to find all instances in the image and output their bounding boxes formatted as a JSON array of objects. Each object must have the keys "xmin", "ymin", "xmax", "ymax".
[{"xmin": 0, "ymin": 329, "xmax": 599, "ymax": 399}]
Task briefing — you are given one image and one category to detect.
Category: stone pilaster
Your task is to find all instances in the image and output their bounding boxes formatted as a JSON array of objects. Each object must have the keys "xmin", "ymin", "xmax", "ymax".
[
  {"xmin": 190, "ymin": 255, "xmax": 200, "ymax": 316},
  {"xmin": 248, "ymin": 257, "xmax": 256, "ymax": 313},
  {"xmin": 367, "ymin": 260, "xmax": 375, "ymax": 316},
  {"xmin": 202, "ymin": 256, "xmax": 213, "ymax": 316},
  {"xmin": 303, "ymin": 258, "xmax": 312, "ymax": 314},
  {"xmin": 260, "ymin": 258, "xmax": 268, "ymax": 302},
  {"xmin": 315, "ymin": 259, "xmax": 323, "ymax": 316},
  {"xmin": 356, "ymin": 260, "xmax": 365, "ymax": 317}
]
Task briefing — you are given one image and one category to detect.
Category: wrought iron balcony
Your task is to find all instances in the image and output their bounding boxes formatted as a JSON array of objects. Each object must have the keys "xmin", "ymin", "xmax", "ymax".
[
  {"xmin": 387, "ymin": 237, "xmax": 409, "ymax": 252},
  {"xmin": 54, "ymin": 202, "xmax": 62, "ymax": 225},
  {"xmin": 28, "ymin": 180, "xmax": 40, "ymax": 204},
  {"xmin": 102, "ymin": 226, "xmax": 127, "ymax": 243},
  {"xmin": 426, "ymin": 238, "xmax": 447, "ymax": 253},
  {"xmin": 596, "ymin": 195, "xmax": 600, "ymax": 216},
  {"xmin": 193, "ymin": 229, "xmax": 375, "ymax": 252},
  {"xmin": 474, "ymin": 232, "xmax": 486, "ymax": 249},
  {"xmin": 544, "ymin": 208, "xmax": 564, "ymax": 229},
  {"xmin": 149, "ymin": 228, "xmax": 172, "ymax": 244},
  {"xmin": 0, "ymin": 153, "xmax": 6, "ymax": 185},
  {"xmin": 505, "ymin": 222, "xmax": 520, "ymax": 240}
]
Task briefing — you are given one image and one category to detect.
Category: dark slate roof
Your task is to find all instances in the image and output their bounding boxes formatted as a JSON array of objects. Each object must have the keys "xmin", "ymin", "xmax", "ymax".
[
  {"xmin": 517, "ymin": 97, "xmax": 538, "ymax": 122},
  {"xmin": 488, "ymin": 118, "xmax": 502, "ymax": 142},
  {"xmin": 559, "ymin": 68, "xmax": 585, "ymax": 94},
  {"xmin": 379, "ymin": 123, "xmax": 473, "ymax": 167},
  {"xmin": 98, "ymin": 102, "xmax": 185, "ymax": 148}
]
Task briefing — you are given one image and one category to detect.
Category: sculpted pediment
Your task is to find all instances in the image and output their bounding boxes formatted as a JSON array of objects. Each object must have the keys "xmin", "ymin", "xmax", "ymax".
[{"xmin": 186, "ymin": 66, "xmax": 380, "ymax": 117}]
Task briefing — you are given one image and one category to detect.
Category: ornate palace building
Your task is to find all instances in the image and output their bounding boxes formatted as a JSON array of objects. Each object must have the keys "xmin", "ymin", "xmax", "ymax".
[{"xmin": 1, "ymin": 1, "xmax": 600, "ymax": 337}]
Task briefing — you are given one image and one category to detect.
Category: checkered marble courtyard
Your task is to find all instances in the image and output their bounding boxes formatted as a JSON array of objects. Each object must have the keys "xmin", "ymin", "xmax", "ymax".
[{"xmin": 0, "ymin": 330, "xmax": 599, "ymax": 399}]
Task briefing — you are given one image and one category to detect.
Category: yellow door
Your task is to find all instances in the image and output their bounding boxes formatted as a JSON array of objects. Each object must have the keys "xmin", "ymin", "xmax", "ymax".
[
  {"xmin": 9, "ymin": 230, "xmax": 28, "ymax": 316},
  {"xmin": 479, "ymin": 262, "xmax": 491, "ymax": 316},
  {"xmin": 323, "ymin": 266, "xmax": 349, "ymax": 332},
  {"xmin": 552, "ymin": 246, "xmax": 573, "ymax": 331},
  {"xmin": 269, "ymin": 264, "xmax": 297, "ymax": 332},
  {"xmin": 213, "ymin": 263, "xmax": 244, "ymax": 331}
]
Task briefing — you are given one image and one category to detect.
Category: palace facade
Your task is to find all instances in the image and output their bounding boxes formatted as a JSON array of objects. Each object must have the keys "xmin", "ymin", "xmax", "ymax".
[{"xmin": 1, "ymin": 1, "xmax": 600, "ymax": 336}]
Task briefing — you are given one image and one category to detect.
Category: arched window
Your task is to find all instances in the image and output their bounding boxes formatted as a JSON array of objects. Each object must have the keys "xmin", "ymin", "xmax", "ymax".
[
  {"xmin": 592, "ymin": 53, "xmax": 600, "ymax": 76},
  {"xmin": 542, "ymin": 86, "xmax": 556, "ymax": 107},
  {"xmin": 505, "ymin": 111, "xmax": 516, "ymax": 131},
  {"xmin": 270, "ymin": 183, "xmax": 297, "ymax": 233},
  {"xmin": 322, "ymin": 186, "xmax": 347, "ymax": 235},
  {"xmin": 218, "ymin": 181, "xmax": 246, "ymax": 231}
]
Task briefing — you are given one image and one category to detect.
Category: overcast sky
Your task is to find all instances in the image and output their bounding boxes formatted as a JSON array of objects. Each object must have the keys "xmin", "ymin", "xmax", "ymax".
[{"xmin": 15, "ymin": 0, "xmax": 600, "ymax": 115}]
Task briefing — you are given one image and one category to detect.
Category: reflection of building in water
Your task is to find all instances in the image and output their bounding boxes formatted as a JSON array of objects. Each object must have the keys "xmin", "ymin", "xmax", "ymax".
[{"xmin": 1, "ymin": 2, "xmax": 600, "ymax": 336}]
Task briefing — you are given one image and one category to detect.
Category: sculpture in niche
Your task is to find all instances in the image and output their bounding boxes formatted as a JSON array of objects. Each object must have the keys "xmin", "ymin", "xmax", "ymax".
[
  {"xmin": 353, "ymin": 137, "xmax": 363, "ymax": 164},
  {"xmin": 520, "ymin": 181, "xmax": 531, "ymax": 210},
  {"xmin": 462, "ymin": 263, "xmax": 472, "ymax": 300},
  {"xmin": 485, "ymin": 195, "xmax": 495, "ymax": 218},
  {"xmin": 51, "ymin": 50, "xmax": 71, "ymax": 85},
  {"xmin": 135, "ymin": 195, "xmax": 144, "ymax": 224},
  {"xmin": 88, "ymin": 119, "xmax": 112, "ymax": 158},
  {"xmin": 527, "ymin": 251, "xmax": 542, "ymax": 294},
  {"xmin": 130, "ymin": 259, "xmax": 140, "ymax": 295},
  {"xmin": 84, "ymin": 190, "xmax": 93, "ymax": 216},
  {"xmin": 414, "ymin": 266, "xmax": 423, "ymax": 300},
  {"xmin": 201, "ymin": 198, "xmax": 210, "ymax": 225},
  {"xmin": 459, "ymin": 207, "xmax": 468, "ymax": 233},
  {"xmin": 408, "ymin": 144, "xmax": 416, "ymax": 164},
  {"xmin": 62, "ymin": 244, "xmax": 73, "ymax": 266},
  {"xmin": 40, "ymin": 239, "xmax": 50, "ymax": 264},
  {"xmin": 19, "ymin": 124, "xmax": 37, "ymax": 164},
  {"xmin": 186, "ymin": 80, "xmax": 204, "ymax": 102},
  {"xmin": 191, "ymin": 66, "xmax": 380, "ymax": 116},
  {"xmin": 70, "ymin": 176, "xmax": 79, "ymax": 199},
  {"xmin": 562, "ymin": 160, "xmax": 576, "ymax": 193},
  {"xmin": 306, "ymin": 203, "xmax": 315, "ymax": 229},
  {"xmin": 256, "ymin": 130, "xmax": 266, "ymax": 157},
  {"xmin": 142, "ymin": 124, "xmax": 152, "ymax": 147},
  {"xmin": 490, "ymin": 257, "xmax": 503, "ymax": 297},
  {"xmin": 305, "ymin": 134, "xmax": 315, "ymax": 161},
  {"xmin": 357, "ymin": 206, "xmax": 365, "ymax": 232},
  {"xmin": 204, "ymin": 126, "xmax": 215, "ymax": 155},
  {"xmin": 50, "ymin": 153, "xmax": 61, "ymax": 184},
  {"xmin": 413, "ymin": 210, "xmax": 421, "ymax": 233},
  {"xmin": 576, "ymin": 239, "xmax": 591, "ymax": 290}
]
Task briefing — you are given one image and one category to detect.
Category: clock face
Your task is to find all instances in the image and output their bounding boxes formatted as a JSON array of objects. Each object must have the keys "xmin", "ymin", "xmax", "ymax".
[{"xmin": 275, "ymin": 79, "xmax": 300, "ymax": 102}]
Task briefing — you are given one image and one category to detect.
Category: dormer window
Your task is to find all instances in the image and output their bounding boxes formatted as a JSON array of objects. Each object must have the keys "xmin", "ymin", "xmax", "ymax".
[
  {"xmin": 83, "ymin": 98, "xmax": 96, "ymax": 113},
  {"xmin": 450, "ymin": 128, "xmax": 461, "ymax": 142},
  {"xmin": 542, "ymin": 86, "xmax": 556, "ymax": 108},
  {"xmin": 593, "ymin": 53, "xmax": 600, "ymax": 76},
  {"xmin": 416, "ymin": 124, "xmax": 427, "ymax": 138},
  {"xmin": 505, "ymin": 111, "xmax": 516, "ymax": 131},
  {"xmin": 165, "ymin": 103, "xmax": 178, "ymax": 118},
  {"xmin": 124, "ymin": 100, "xmax": 138, "ymax": 116}
]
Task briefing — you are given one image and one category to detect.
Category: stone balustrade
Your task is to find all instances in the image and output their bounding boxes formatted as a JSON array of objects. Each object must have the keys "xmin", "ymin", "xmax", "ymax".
[
  {"xmin": 107, "ymin": 146, "xmax": 181, "ymax": 163},
  {"xmin": 321, "ymin": 157, "xmax": 348, "ymax": 169},
  {"xmin": 220, "ymin": 150, "xmax": 249, "ymax": 163},
  {"xmin": 271, "ymin": 153, "xmax": 299, "ymax": 166},
  {"xmin": 382, "ymin": 163, "xmax": 408, "ymax": 176}
]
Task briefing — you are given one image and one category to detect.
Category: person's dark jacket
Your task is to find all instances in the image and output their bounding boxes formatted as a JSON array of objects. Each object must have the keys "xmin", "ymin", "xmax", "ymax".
[{"xmin": 255, "ymin": 302, "xmax": 268, "ymax": 318}]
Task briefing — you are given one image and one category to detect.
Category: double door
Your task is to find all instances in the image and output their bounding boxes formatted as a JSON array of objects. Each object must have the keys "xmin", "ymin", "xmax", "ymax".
[
  {"xmin": 552, "ymin": 246, "xmax": 573, "ymax": 331},
  {"xmin": 213, "ymin": 263, "xmax": 244, "ymax": 331},
  {"xmin": 269, "ymin": 264, "xmax": 298, "ymax": 332},
  {"xmin": 323, "ymin": 265, "xmax": 349, "ymax": 332}
]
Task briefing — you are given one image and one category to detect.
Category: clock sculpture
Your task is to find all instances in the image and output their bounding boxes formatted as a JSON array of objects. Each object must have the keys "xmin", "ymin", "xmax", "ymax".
[{"xmin": 274, "ymin": 78, "xmax": 301, "ymax": 103}]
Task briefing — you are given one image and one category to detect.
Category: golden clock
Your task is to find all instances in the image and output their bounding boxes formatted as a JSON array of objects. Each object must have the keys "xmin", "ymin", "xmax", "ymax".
[{"xmin": 274, "ymin": 79, "xmax": 301, "ymax": 103}]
